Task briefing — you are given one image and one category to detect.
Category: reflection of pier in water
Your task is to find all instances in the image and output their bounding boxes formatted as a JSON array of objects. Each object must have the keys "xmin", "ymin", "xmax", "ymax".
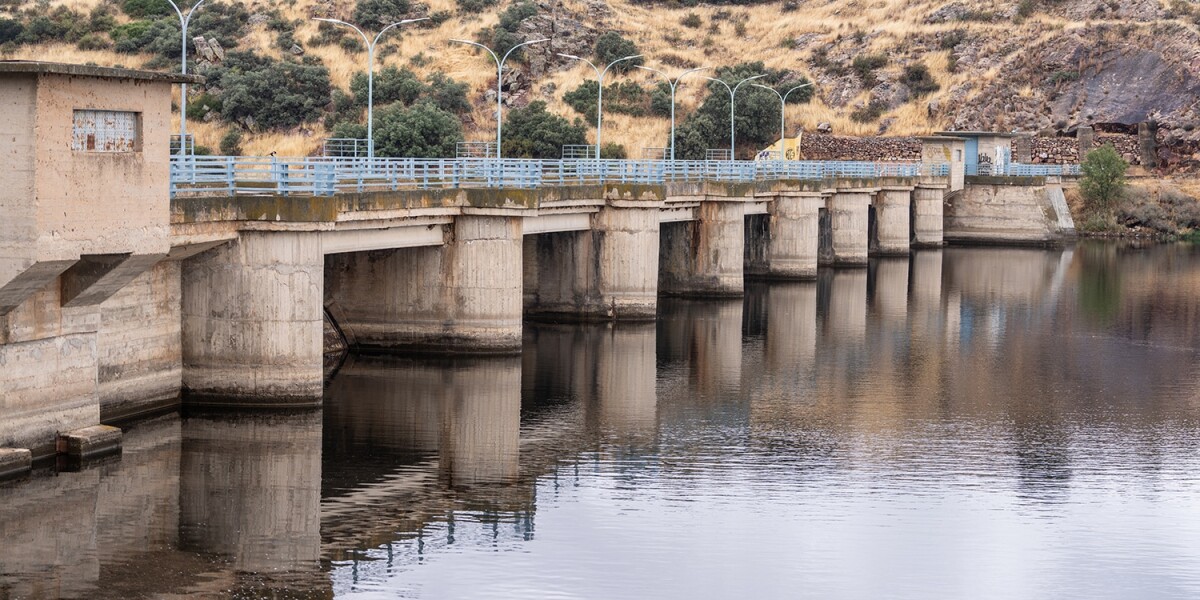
[{"xmin": 7, "ymin": 245, "xmax": 1200, "ymax": 596}]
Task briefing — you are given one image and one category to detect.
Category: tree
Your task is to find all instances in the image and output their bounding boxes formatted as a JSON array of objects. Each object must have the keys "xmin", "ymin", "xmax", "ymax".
[
  {"xmin": 209, "ymin": 53, "xmax": 332, "ymax": 130},
  {"xmin": 593, "ymin": 31, "xmax": 643, "ymax": 73},
  {"xmin": 350, "ymin": 65, "xmax": 424, "ymax": 107},
  {"xmin": 353, "ymin": 0, "xmax": 413, "ymax": 31},
  {"xmin": 373, "ymin": 102, "xmax": 462, "ymax": 158},
  {"xmin": 501, "ymin": 101, "xmax": 588, "ymax": 158},
  {"xmin": 219, "ymin": 129, "xmax": 243, "ymax": 155},
  {"xmin": 1079, "ymin": 144, "xmax": 1128, "ymax": 213}
]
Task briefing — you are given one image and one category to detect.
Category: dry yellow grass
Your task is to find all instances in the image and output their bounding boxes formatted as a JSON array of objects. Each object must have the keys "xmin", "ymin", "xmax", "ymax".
[{"xmin": 5, "ymin": 0, "xmax": 1189, "ymax": 155}]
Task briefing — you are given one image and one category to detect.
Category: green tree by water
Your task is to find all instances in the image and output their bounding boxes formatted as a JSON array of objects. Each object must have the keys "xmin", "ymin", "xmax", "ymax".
[
  {"xmin": 1079, "ymin": 144, "xmax": 1129, "ymax": 214},
  {"xmin": 372, "ymin": 102, "xmax": 462, "ymax": 158},
  {"xmin": 501, "ymin": 101, "xmax": 588, "ymax": 159}
]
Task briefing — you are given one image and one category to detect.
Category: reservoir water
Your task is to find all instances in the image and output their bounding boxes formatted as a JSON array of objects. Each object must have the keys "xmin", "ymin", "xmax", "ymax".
[{"xmin": 3, "ymin": 243, "xmax": 1200, "ymax": 599}]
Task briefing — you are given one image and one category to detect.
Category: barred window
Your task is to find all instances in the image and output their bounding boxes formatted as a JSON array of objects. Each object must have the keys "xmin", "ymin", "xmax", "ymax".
[{"xmin": 72, "ymin": 110, "xmax": 141, "ymax": 152}]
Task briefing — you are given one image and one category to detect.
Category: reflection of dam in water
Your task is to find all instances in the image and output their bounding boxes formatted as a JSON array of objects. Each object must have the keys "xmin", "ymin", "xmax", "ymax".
[{"xmin": 4, "ymin": 244, "xmax": 1200, "ymax": 597}]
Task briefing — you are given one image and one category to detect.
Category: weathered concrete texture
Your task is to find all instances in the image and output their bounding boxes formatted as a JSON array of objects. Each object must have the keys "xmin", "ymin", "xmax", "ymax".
[
  {"xmin": 57, "ymin": 424, "xmax": 121, "ymax": 459},
  {"xmin": 182, "ymin": 232, "xmax": 324, "ymax": 406},
  {"xmin": 0, "ymin": 447, "xmax": 32, "ymax": 480},
  {"xmin": 62, "ymin": 253, "xmax": 166, "ymax": 308},
  {"xmin": 180, "ymin": 411, "xmax": 322, "ymax": 575},
  {"xmin": 660, "ymin": 200, "xmax": 745, "ymax": 296},
  {"xmin": 98, "ymin": 260, "xmax": 182, "ymax": 422},
  {"xmin": 326, "ymin": 215, "xmax": 524, "ymax": 354},
  {"xmin": 0, "ymin": 259, "xmax": 75, "ymax": 316},
  {"xmin": 746, "ymin": 193, "xmax": 823, "ymax": 280},
  {"xmin": 827, "ymin": 192, "xmax": 872, "ymax": 266},
  {"xmin": 525, "ymin": 207, "xmax": 660, "ymax": 320},
  {"xmin": 913, "ymin": 185, "xmax": 946, "ymax": 247},
  {"xmin": 946, "ymin": 180, "xmax": 1074, "ymax": 245},
  {"xmin": 0, "ymin": 285, "xmax": 100, "ymax": 457},
  {"xmin": 872, "ymin": 189, "xmax": 912, "ymax": 256}
]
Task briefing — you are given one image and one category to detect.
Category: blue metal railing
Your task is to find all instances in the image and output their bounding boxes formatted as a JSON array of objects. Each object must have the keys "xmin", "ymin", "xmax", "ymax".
[{"xmin": 167, "ymin": 157, "xmax": 965, "ymax": 198}]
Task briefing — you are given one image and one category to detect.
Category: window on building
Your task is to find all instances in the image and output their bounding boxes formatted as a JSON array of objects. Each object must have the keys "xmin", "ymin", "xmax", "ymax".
[{"xmin": 72, "ymin": 110, "xmax": 141, "ymax": 152}]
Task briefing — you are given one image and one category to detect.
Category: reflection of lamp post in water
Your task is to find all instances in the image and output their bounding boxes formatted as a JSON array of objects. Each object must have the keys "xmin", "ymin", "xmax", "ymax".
[
  {"xmin": 700, "ymin": 74, "xmax": 766, "ymax": 160},
  {"xmin": 635, "ymin": 65, "xmax": 709, "ymax": 161},
  {"xmin": 557, "ymin": 53, "xmax": 643, "ymax": 159},
  {"xmin": 164, "ymin": 0, "xmax": 207, "ymax": 156},
  {"xmin": 450, "ymin": 38, "xmax": 550, "ymax": 158},
  {"xmin": 313, "ymin": 17, "xmax": 429, "ymax": 158},
  {"xmin": 753, "ymin": 82, "xmax": 813, "ymax": 160}
]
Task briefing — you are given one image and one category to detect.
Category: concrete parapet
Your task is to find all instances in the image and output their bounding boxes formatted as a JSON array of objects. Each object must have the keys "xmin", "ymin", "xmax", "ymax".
[
  {"xmin": 827, "ymin": 191, "xmax": 872, "ymax": 266},
  {"xmin": 57, "ymin": 424, "xmax": 121, "ymax": 459},
  {"xmin": 182, "ymin": 232, "xmax": 324, "ymax": 407},
  {"xmin": 327, "ymin": 215, "xmax": 524, "ymax": 353},
  {"xmin": 945, "ymin": 179, "xmax": 1073, "ymax": 245},
  {"xmin": 913, "ymin": 185, "xmax": 946, "ymax": 248},
  {"xmin": 871, "ymin": 188, "xmax": 913, "ymax": 256},
  {"xmin": 659, "ymin": 199, "xmax": 745, "ymax": 296},
  {"xmin": 0, "ymin": 448, "xmax": 32, "ymax": 480},
  {"xmin": 525, "ymin": 206, "xmax": 660, "ymax": 320}
]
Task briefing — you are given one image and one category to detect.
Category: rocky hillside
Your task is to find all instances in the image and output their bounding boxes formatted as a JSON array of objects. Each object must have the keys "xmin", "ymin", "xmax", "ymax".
[{"xmin": 4, "ymin": 0, "xmax": 1200, "ymax": 159}]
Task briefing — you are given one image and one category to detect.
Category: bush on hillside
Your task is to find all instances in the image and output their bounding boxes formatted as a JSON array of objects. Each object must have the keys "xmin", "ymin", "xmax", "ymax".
[
  {"xmin": 563, "ymin": 80, "xmax": 652, "ymax": 121},
  {"xmin": 122, "ymin": 0, "xmax": 172, "ymax": 18},
  {"xmin": 902, "ymin": 63, "xmax": 939, "ymax": 97},
  {"xmin": 501, "ymin": 101, "xmax": 588, "ymax": 158},
  {"xmin": 219, "ymin": 129, "xmax": 243, "ymax": 155},
  {"xmin": 1079, "ymin": 144, "xmax": 1128, "ymax": 213},
  {"xmin": 206, "ymin": 53, "xmax": 332, "ymax": 130},
  {"xmin": 0, "ymin": 18, "xmax": 24, "ymax": 44},
  {"xmin": 852, "ymin": 53, "xmax": 887, "ymax": 86},
  {"xmin": 353, "ymin": 0, "xmax": 414, "ymax": 31},
  {"xmin": 476, "ymin": 1, "xmax": 538, "ymax": 59},
  {"xmin": 593, "ymin": 31, "xmax": 643, "ymax": 72},
  {"xmin": 373, "ymin": 102, "xmax": 462, "ymax": 158},
  {"xmin": 457, "ymin": 0, "xmax": 496, "ymax": 12},
  {"xmin": 351, "ymin": 66, "xmax": 424, "ymax": 107}
]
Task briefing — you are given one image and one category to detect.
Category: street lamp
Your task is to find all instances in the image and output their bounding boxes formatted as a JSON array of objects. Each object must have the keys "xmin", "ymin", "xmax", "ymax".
[
  {"xmin": 753, "ymin": 82, "xmax": 814, "ymax": 161},
  {"xmin": 557, "ymin": 53, "xmax": 643, "ymax": 159},
  {"xmin": 700, "ymin": 73, "xmax": 766, "ymax": 160},
  {"xmin": 635, "ymin": 65, "xmax": 709, "ymax": 160},
  {"xmin": 313, "ymin": 17, "xmax": 429, "ymax": 158},
  {"xmin": 165, "ymin": 0, "xmax": 206, "ymax": 156},
  {"xmin": 450, "ymin": 38, "xmax": 550, "ymax": 158}
]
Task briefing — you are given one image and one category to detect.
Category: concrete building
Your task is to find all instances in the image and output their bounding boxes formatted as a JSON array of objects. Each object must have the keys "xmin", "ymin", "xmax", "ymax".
[{"xmin": 0, "ymin": 62, "xmax": 199, "ymax": 457}]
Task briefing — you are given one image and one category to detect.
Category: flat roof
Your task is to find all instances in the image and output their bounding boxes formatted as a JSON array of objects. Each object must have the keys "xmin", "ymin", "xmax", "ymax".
[{"xmin": 0, "ymin": 61, "xmax": 202, "ymax": 84}]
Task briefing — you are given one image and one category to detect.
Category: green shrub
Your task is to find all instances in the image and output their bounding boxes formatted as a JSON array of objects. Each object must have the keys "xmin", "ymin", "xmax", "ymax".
[
  {"xmin": 122, "ymin": 0, "xmax": 172, "ymax": 18},
  {"xmin": 593, "ymin": 31, "xmax": 643, "ymax": 72},
  {"xmin": 353, "ymin": 0, "xmax": 413, "ymax": 31},
  {"xmin": 0, "ymin": 18, "xmax": 22, "ymax": 45},
  {"xmin": 902, "ymin": 63, "xmax": 939, "ymax": 97},
  {"xmin": 600, "ymin": 142, "xmax": 627, "ymax": 159},
  {"xmin": 373, "ymin": 102, "xmax": 462, "ymax": 158},
  {"xmin": 852, "ymin": 53, "xmax": 887, "ymax": 86},
  {"xmin": 457, "ymin": 0, "xmax": 496, "ymax": 12},
  {"xmin": 219, "ymin": 129, "xmax": 243, "ymax": 155},
  {"xmin": 206, "ymin": 53, "xmax": 332, "ymax": 130},
  {"xmin": 426, "ymin": 73, "xmax": 471, "ymax": 115},
  {"xmin": 185, "ymin": 92, "xmax": 222, "ymax": 120},
  {"xmin": 564, "ymin": 80, "xmax": 652, "ymax": 120},
  {"xmin": 501, "ymin": 100, "xmax": 588, "ymax": 158},
  {"xmin": 76, "ymin": 32, "xmax": 112, "ymax": 50},
  {"xmin": 351, "ymin": 65, "xmax": 424, "ymax": 106},
  {"xmin": 1079, "ymin": 144, "xmax": 1129, "ymax": 213},
  {"xmin": 331, "ymin": 121, "xmax": 368, "ymax": 140},
  {"xmin": 681, "ymin": 12, "xmax": 702, "ymax": 28},
  {"xmin": 850, "ymin": 100, "xmax": 887, "ymax": 123}
]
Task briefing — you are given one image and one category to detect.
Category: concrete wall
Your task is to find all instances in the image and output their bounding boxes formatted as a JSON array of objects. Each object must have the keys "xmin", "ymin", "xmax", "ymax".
[
  {"xmin": 945, "ymin": 178, "xmax": 1076, "ymax": 245},
  {"xmin": 660, "ymin": 200, "xmax": 745, "ymax": 296},
  {"xmin": 98, "ymin": 260, "xmax": 182, "ymax": 422}
]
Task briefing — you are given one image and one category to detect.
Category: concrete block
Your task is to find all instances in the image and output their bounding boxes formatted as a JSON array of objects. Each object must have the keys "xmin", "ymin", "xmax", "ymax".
[
  {"xmin": 0, "ymin": 447, "xmax": 32, "ymax": 480},
  {"xmin": 57, "ymin": 425, "xmax": 122, "ymax": 459},
  {"xmin": 828, "ymin": 192, "xmax": 871, "ymax": 266},
  {"xmin": 913, "ymin": 186, "xmax": 946, "ymax": 248},
  {"xmin": 871, "ymin": 189, "xmax": 912, "ymax": 257},
  {"xmin": 660, "ymin": 200, "xmax": 745, "ymax": 296}
]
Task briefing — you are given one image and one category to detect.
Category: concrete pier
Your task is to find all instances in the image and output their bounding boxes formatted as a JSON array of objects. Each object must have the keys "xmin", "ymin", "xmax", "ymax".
[
  {"xmin": 746, "ymin": 192, "xmax": 823, "ymax": 279},
  {"xmin": 326, "ymin": 215, "xmax": 523, "ymax": 353},
  {"xmin": 660, "ymin": 200, "xmax": 746, "ymax": 296},
  {"xmin": 182, "ymin": 231, "xmax": 325, "ymax": 406},
  {"xmin": 913, "ymin": 185, "xmax": 947, "ymax": 248},
  {"xmin": 524, "ymin": 205, "xmax": 660, "ymax": 320},
  {"xmin": 827, "ymin": 191, "xmax": 873, "ymax": 266},
  {"xmin": 872, "ymin": 188, "xmax": 913, "ymax": 256}
]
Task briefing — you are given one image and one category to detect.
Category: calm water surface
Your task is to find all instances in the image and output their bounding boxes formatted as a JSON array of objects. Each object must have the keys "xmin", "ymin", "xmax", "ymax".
[{"xmin": 4, "ymin": 243, "xmax": 1200, "ymax": 599}]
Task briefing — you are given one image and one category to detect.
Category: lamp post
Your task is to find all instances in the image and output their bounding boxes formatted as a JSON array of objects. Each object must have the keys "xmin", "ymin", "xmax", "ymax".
[
  {"xmin": 165, "ymin": 0, "xmax": 206, "ymax": 156},
  {"xmin": 636, "ymin": 65, "xmax": 709, "ymax": 160},
  {"xmin": 700, "ymin": 74, "xmax": 766, "ymax": 160},
  {"xmin": 313, "ymin": 17, "xmax": 429, "ymax": 158},
  {"xmin": 450, "ymin": 38, "xmax": 550, "ymax": 158},
  {"xmin": 557, "ymin": 53, "xmax": 643, "ymax": 159},
  {"xmin": 753, "ymin": 82, "xmax": 814, "ymax": 160}
]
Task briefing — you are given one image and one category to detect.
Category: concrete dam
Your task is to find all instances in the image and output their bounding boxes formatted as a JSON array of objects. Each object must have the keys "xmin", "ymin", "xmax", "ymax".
[{"xmin": 0, "ymin": 62, "xmax": 1077, "ymax": 477}]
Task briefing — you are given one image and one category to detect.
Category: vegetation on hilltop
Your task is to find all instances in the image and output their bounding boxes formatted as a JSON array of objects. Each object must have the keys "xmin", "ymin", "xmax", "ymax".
[{"xmin": 3, "ymin": 0, "xmax": 1200, "ymax": 158}]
